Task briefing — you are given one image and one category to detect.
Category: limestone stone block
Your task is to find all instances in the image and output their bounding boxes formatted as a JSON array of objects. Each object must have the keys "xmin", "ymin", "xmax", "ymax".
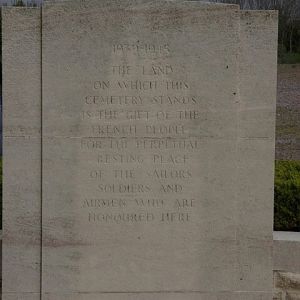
[
  {"xmin": 2, "ymin": 7, "xmax": 41, "ymax": 300},
  {"xmin": 275, "ymin": 272, "xmax": 300, "ymax": 291},
  {"xmin": 286, "ymin": 292, "xmax": 300, "ymax": 300},
  {"xmin": 274, "ymin": 232, "xmax": 300, "ymax": 273},
  {"xmin": 273, "ymin": 291, "xmax": 283, "ymax": 300},
  {"xmin": 1, "ymin": 1, "xmax": 278, "ymax": 299}
]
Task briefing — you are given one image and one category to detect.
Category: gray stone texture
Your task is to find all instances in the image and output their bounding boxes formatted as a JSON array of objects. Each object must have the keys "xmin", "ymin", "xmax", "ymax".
[
  {"xmin": 2, "ymin": 1, "xmax": 278, "ymax": 299},
  {"xmin": 2, "ymin": 7, "xmax": 41, "ymax": 300},
  {"xmin": 273, "ymin": 233, "xmax": 300, "ymax": 300},
  {"xmin": 274, "ymin": 272, "xmax": 300, "ymax": 300},
  {"xmin": 238, "ymin": 10, "xmax": 277, "ymax": 296},
  {"xmin": 274, "ymin": 232, "xmax": 300, "ymax": 273}
]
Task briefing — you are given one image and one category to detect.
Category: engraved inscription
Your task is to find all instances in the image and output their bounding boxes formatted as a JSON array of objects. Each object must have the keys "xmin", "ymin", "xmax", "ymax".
[{"xmin": 78, "ymin": 44, "xmax": 204, "ymax": 225}]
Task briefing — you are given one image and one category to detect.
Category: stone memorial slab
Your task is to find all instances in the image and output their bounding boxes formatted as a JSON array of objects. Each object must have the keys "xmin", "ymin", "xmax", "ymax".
[
  {"xmin": 2, "ymin": 7, "xmax": 42, "ymax": 300},
  {"xmin": 2, "ymin": 1, "xmax": 278, "ymax": 299},
  {"xmin": 42, "ymin": 0, "xmax": 240, "ymax": 297},
  {"xmin": 237, "ymin": 11, "xmax": 278, "ymax": 294}
]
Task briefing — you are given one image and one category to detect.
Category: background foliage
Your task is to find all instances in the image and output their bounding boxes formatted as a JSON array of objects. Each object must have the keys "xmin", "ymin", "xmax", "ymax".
[{"xmin": 274, "ymin": 161, "xmax": 300, "ymax": 231}]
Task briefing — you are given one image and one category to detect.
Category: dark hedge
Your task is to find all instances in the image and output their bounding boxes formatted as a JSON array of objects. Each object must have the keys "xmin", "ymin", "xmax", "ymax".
[{"xmin": 274, "ymin": 160, "xmax": 300, "ymax": 231}]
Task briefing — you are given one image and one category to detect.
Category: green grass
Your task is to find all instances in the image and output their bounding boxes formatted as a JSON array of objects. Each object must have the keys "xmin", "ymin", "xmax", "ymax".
[
  {"xmin": 277, "ymin": 124, "xmax": 300, "ymax": 137},
  {"xmin": 276, "ymin": 107, "xmax": 300, "ymax": 138},
  {"xmin": 278, "ymin": 52, "xmax": 300, "ymax": 64},
  {"xmin": 274, "ymin": 160, "xmax": 300, "ymax": 231}
]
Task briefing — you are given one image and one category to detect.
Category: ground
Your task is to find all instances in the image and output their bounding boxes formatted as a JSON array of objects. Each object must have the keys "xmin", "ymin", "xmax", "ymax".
[{"xmin": 276, "ymin": 64, "xmax": 300, "ymax": 161}]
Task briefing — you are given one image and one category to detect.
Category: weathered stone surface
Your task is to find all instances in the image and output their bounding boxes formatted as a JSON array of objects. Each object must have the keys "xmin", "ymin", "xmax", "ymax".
[
  {"xmin": 274, "ymin": 271, "xmax": 300, "ymax": 300},
  {"xmin": 238, "ymin": 11, "xmax": 277, "ymax": 295},
  {"xmin": 2, "ymin": 1, "xmax": 278, "ymax": 299},
  {"xmin": 274, "ymin": 232, "xmax": 300, "ymax": 273},
  {"xmin": 273, "ymin": 291, "xmax": 283, "ymax": 300},
  {"xmin": 41, "ymin": 292, "xmax": 276, "ymax": 300},
  {"xmin": 275, "ymin": 272, "xmax": 300, "ymax": 291},
  {"xmin": 286, "ymin": 292, "xmax": 300, "ymax": 300},
  {"xmin": 273, "ymin": 234, "xmax": 300, "ymax": 300},
  {"xmin": 42, "ymin": 1, "xmax": 242, "ymax": 297},
  {"xmin": 2, "ymin": 7, "xmax": 41, "ymax": 300},
  {"xmin": 40, "ymin": 0, "xmax": 277, "ymax": 298}
]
